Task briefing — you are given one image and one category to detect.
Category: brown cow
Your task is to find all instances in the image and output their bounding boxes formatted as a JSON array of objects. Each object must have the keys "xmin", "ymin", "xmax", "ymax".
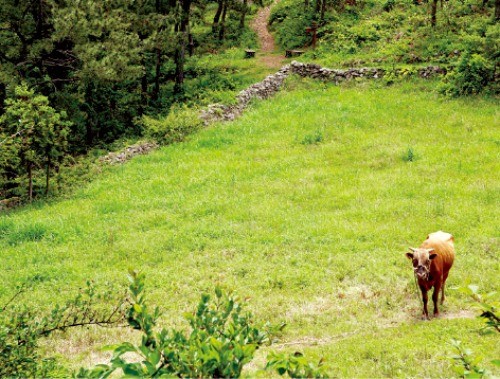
[{"xmin": 406, "ymin": 231, "xmax": 455, "ymax": 320}]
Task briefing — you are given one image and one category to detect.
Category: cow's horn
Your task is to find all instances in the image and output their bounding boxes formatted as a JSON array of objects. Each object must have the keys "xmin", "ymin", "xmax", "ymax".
[{"xmin": 409, "ymin": 247, "xmax": 418, "ymax": 252}]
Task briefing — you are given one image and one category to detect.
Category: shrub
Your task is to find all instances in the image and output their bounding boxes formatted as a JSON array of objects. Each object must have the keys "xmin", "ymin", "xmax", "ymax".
[
  {"xmin": 0, "ymin": 280, "xmax": 127, "ymax": 378},
  {"xmin": 449, "ymin": 286, "xmax": 499, "ymax": 378},
  {"xmin": 141, "ymin": 106, "xmax": 203, "ymax": 145},
  {"xmin": 450, "ymin": 339, "xmax": 492, "ymax": 379},
  {"xmin": 459, "ymin": 285, "xmax": 499, "ymax": 334},
  {"xmin": 269, "ymin": 0, "xmax": 315, "ymax": 49},
  {"xmin": 77, "ymin": 271, "xmax": 269, "ymax": 378},
  {"xmin": 266, "ymin": 351, "xmax": 329, "ymax": 378},
  {"xmin": 78, "ymin": 271, "xmax": 330, "ymax": 378},
  {"xmin": 439, "ymin": 52, "xmax": 495, "ymax": 96}
]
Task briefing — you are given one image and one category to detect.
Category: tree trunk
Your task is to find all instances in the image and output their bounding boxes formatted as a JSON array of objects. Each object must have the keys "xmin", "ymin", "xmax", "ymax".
[
  {"xmin": 28, "ymin": 163, "xmax": 33, "ymax": 202},
  {"xmin": 315, "ymin": 0, "xmax": 321, "ymax": 14},
  {"xmin": 431, "ymin": 0, "xmax": 438, "ymax": 27},
  {"xmin": 174, "ymin": 35, "xmax": 186, "ymax": 94},
  {"xmin": 305, "ymin": 0, "xmax": 309, "ymax": 9},
  {"xmin": 219, "ymin": 3, "xmax": 227, "ymax": 41},
  {"xmin": 35, "ymin": 0, "xmax": 44, "ymax": 39},
  {"xmin": 495, "ymin": 0, "xmax": 500, "ymax": 20},
  {"xmin": 0, "ymin": 83, "xmax": 5, "ymax": 116},
  {"xmin": 140, "ymin": 56, "xmax": 148, "ymax": 114},
  {"xmin": 153, "ymin": 0, "xmax": 164, "ymax": 102},
  {"xmin": 153, "ymin": 48, "xmax": 161, "ymax": 102},
  {"xmin": 213, "ymin": 0, "xmax": 224, "ymax": 35},
  {"xmin": 45, "ymin": 154, "xmax": 50, "ymax": 196},
  {"xmin": 320, "ymin": 0, "xmax": 327, "ymax": 23},
  {"xmin": 188, "ymin": 34, "xmax": 194, "ymax": 56},
  {"xmin": 85, "ymin": 84, "xmax": 94, "ymax": 146},
  {"xmin": 240, "ymin": 0, "xmax": 248, "ymax": 28},
  {"xmin": 174, "ymin": 0, "xmax": 191, "ymax": 94},
  {"xmin": 139, "ymin": 32, "xmax": 148, "ymax": 115}
]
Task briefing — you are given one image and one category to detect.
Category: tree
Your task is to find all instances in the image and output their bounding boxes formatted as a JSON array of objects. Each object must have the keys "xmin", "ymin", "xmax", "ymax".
[
  {"xmin": 0, "ymin": 84, "xmax": 71, "ymax": 200},
  {"xmin": 431, "ymin": 0, "xmax": 438, "ymax": 27},
  {"xmin": 174, "ymin": 0, "xmax": 192, "ymax": 94}
]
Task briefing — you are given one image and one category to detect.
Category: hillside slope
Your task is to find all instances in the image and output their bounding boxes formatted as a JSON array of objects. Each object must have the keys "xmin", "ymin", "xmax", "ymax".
[{"xmin": 0, "ymin": 79, "xmax": 499, "ymax": 376}]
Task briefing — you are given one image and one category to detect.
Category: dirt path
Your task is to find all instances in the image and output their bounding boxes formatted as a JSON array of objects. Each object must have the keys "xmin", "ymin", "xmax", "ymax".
[{"xmin": 250, "ymin": 3, "xmax": 285, "ymax": 69}]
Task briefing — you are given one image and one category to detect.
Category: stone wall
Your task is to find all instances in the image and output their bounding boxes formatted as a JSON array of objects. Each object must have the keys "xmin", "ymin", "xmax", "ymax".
[
  {"xmin": 200, "ymin": 65, "xmax": 290, "ymax": 124},
  {"xmin": 200, "ymin": 61, "xmax": 446, "ymax": 124},
  {"xmin": 99, "ymin": 141, "xmax": 158, "ymax": 165}
]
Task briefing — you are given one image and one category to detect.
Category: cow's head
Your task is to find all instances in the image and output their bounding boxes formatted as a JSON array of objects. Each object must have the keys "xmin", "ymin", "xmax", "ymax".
[{"xmin": 406, "ymin": 248, "xmax": 437, "ymax": 280}]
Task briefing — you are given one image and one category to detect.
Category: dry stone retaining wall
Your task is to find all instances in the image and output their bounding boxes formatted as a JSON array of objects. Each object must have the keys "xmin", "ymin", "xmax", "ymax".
[
  {"xmin": 99, "ymin": 141, "xmax": 158, "ymax": 165},
  {"xmin": 200, "ymin": 61, "xmax": 446, "ymax": 124},
  {"xmin": 75, "ymin": 63, "xmax": 447, "ymax": 165}
]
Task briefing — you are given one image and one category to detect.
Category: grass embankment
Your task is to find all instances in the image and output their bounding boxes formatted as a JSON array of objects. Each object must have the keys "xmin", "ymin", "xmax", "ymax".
[{"xmin": 0, "ymin": 78, "xmax": 499, "ymax": 376}]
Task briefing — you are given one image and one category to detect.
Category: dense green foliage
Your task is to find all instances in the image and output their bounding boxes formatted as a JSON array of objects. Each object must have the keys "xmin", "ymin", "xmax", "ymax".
[
  {"xmin": 0, "ymin": 0, "xmax": 260, "ymax": 201},
  {"xmin": 440, "ymin": 52, "xmax": 496, "ymax": 96},
  {"xmin": 140, "ymin": 106, "xmax": 204, "ymax": 145},
  {"xmin": 1, "ymin": 81, "xmax": 498, "ymax": 376},
  {"xmin": 270, "ymin": 0, "xmax": 499, "ymax": 93},
  {"xmin": 78, "ymin": 271, "xmax": 326, "ymax": 378},
  {"xmin": 0, "ymin": 84, "xmax": 71, "ymax": 200},
  {"xmin": 450, "ymin": 286, "xmax": 500, "ymax": 378},
  {"xmin": 0, "ymin": 280, "xmax": 127, "ymax": 377}
]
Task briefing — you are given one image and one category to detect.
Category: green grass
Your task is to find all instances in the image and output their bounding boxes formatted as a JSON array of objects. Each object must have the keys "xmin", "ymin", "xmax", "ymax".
[{"xmin": 1, "ymin": 78, "xmax": 499, "ymax": 376}]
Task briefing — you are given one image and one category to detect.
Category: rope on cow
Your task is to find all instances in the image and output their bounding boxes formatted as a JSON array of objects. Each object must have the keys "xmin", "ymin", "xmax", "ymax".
[{"xmin": 413, "ymin": 273, "xmax": 423, "ymax": 305}]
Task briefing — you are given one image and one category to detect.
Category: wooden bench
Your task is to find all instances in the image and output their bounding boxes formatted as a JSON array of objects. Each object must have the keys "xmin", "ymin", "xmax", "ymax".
[
  {"xmin": 285, "ymin": 49, "xmax": 305, "ymax": 58},
  {"xmin": 244, "ymin": 49, "xmax": 256, "ymax": 58}
]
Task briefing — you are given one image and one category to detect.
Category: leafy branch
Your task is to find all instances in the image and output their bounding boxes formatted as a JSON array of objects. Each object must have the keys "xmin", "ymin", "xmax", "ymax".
[
  {"xmin": 77, "ymin": 270, "xmax": 330, "ymax": 379},
  {"xmin": 0, "ymin": 279, "xmax": 129, "ymax": 378},
  {"xmin": 449, "ymin": 285, "xmax": 499, "ymax": 379}
]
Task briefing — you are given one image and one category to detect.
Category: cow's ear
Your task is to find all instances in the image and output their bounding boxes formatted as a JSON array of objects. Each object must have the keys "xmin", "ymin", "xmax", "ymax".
[
  {"xmin": 428, "ymin": 249, "xmax": 437, "ymax": 260},
  {"xmin": 406, "ymin": 252, "xmax": 414, "ymax": 260}
]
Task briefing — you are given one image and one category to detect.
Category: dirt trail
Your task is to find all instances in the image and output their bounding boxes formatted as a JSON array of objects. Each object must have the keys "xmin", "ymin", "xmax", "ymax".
[{"xmin": 249, "ymin": 3, "xmax": 285, "ymax": 69}]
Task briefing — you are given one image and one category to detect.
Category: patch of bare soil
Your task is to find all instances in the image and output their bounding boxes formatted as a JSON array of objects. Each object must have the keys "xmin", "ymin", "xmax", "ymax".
[
  {"xmin": 250, "ymin": 5, "xmax": 275, "ymax": 52},
  {"xmin": 441, "ymin": 310, "xmax": 477, "ymax": 320},
  {"xmin": 250, "ymin": 3, "xmax": 285, "ymax": 69}
]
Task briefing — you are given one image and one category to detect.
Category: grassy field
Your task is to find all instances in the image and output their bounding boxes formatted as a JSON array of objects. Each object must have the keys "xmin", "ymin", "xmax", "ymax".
[{"xmin": 1, "ymin": 78, "xmax": 499, "ymax": 377}]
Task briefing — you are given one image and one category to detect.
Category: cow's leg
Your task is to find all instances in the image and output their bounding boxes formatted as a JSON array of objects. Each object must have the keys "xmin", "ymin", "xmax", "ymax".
[
  {"xmin": 441, "ymin": 272, "xmax": 449, "ymax": 305},
  {"xmin": 432, "ymin": 282, "xmax": 441, "ymax": 317},
  {"xmin": 420, "ymin": 285, "xmax": 429, "ymax": 320}
]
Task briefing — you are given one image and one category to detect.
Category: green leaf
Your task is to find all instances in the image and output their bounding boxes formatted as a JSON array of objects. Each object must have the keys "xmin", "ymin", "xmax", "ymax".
[
  {"xmin": 149, "ymin": 349, "xmax": 161, "ymax": 366},
  {"xmin": 133, "ymin": 303, "xmax": 143, "ymax": 313},
  {"xmin": 113, "ymin": 342, "xmax": 138, "ymax": 357},
  {"xmin": 122, "ymin": 364, "xmax": 143, "ymax": 377}
]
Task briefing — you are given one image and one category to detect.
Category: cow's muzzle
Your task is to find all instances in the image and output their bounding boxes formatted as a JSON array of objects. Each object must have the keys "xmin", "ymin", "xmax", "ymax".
[{"xmin": 415, "ymin": 266, "xmax": 429, "ymax": 279}]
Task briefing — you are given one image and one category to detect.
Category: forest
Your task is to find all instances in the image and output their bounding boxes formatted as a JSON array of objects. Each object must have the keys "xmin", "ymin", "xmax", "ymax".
[
  {"xmin": 0, "ymin": 0, "xmax": 499, "ymax": 377},
  {"xmin": 0, "ymin": 0, "xmax": 498, "ymax": 203},
  {"xmin": 0, "ymin": 0, "xmax": 260, "ymax": 201}
]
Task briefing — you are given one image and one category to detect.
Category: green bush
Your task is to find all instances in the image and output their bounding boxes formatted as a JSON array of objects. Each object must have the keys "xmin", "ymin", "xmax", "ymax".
[
  {"xmin": 141, "ymin": 106, "xmax": 203, "ymax": 145},
  {"xmin": 269, "ymin": 0, "xmax": 315, "ymax": 49},
  {"xmin": 78, "ymin": 271, "xmax": 330, "ymax": 378},
  {"xmin": 449, "ymin": 286, "xmax": 499, "ymax": 378},
  {"xmin": 77, "ymin": 271, "xmax": 270, "ymax": 378},
  {"xmin": 266, "ymin": 351, "xmax": 329, "ymax": 378},
  {"xmin": 439, "ymin": 52, "xmax": 495, "ymax": 96},
  {"xmin": 0, "ymin": 280, "xmax": 127, "ymax": 378}
]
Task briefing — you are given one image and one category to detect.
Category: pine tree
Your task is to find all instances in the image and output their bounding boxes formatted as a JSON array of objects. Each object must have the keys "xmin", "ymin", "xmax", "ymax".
[{"xmin": 0, "ymin": 84, "xmax": 71, "ymax": 200}]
